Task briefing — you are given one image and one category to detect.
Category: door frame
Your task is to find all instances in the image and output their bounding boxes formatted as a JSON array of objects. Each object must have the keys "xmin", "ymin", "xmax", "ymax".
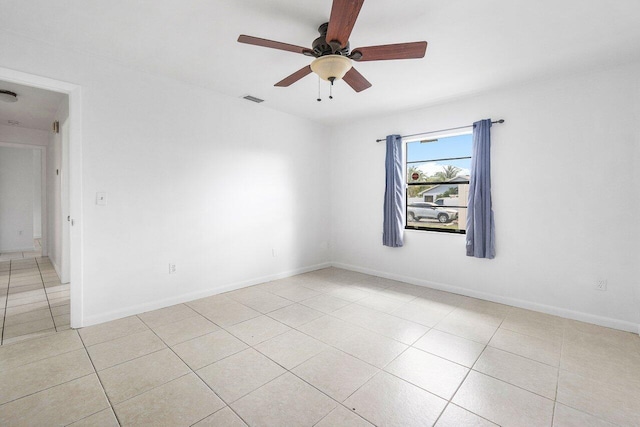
[{"xmin": 0, "ymin": 67, "xmax": 84, "ymax": 328}]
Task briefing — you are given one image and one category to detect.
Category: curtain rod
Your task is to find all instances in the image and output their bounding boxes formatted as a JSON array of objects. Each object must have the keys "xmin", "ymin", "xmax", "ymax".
[{"xmin": 375, "ymin": 119, "xmax": 505, "ymax": 143}]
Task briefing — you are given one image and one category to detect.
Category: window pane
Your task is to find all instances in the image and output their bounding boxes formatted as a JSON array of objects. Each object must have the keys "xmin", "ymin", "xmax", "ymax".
[
  {"xmin": 407, "ymin": 134, "xmax": 472, "ymax": 162},
  {"xmin": 407, "ymin": 159, "xmax": 471, "ymax": 184},
  {"xmin": 406, "ymin": 133, "xmax": 472, "ymax": 234},
  {"xmin": 406, "ymin": 206, "xmax": 467, "ymax": 232},
  {"xmin": 408, "ymin": 183, "xmax": 469, "ymax": 206}
]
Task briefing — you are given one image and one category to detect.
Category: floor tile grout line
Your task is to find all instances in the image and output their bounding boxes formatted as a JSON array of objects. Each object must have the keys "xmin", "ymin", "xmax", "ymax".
[
  {"xmin": 465, "ymin": 369, "xmax": 557, "ymax": 402},
  {"xmin": 551, "ymin": 399, "xmax": 621, "ymax": 426},
  {"xmin": 2, "ymin": 323, "xmax": 56, "ymax": 341},
  {"xmin": 89, "ymin": 343, "xmax": 168, "ymax": 373},
  {"xmin": 499, "ymin": 324, "xmax": 565, "ymax": 346},
  {"xmin": 138, "ymin": 318, "xmax": 254, "ymax": 427},
  {"xmin": 236, "ymin": 355, "xmax": 353, "ymax": 425},
  {"xmin": 0, "ymin": 253, "xmax": 65, "ymax": 345},
  {"xmin": 34, "ymin": 257, "xmax": 57, "ymax": 333},
  {"xmin": 482, "ymin": 341, "xmax": 561, "ymax": 368},
  {"xmin": 461, "ymin": 314, "xmax": 562, "ymax": 404},
  {"xmin": 0, "ymin": 259, "xmax": 16, "ymax": 345},
  {"xmin": 78, "ymin": 332, "xmax": 123, "ymax": 427},
  {"xmin": 146, "ymin": 301, "xmax": 378, "ymax": 426},
  {"xmin": 246, "ymin": 312, "xmax": 436, "ymax": 425},
  {"xmin": 62, "ymin": 407, "xmax": 114, "ymax": 427},
  {"xmin": 187, "ymin": 405, "xmax": 238, "ymax": 427},
  {"xmin": 431, "ymin": 313, "xmax": 510, "ymax": 426},
  {"xmin": 0, "ymin": 339, "xmax": 84, "ymax": 372},
  {"xmin": 0, "ymin": 371, "xmax": 97, "ymax": 408},
  {"xmin": 111, "ymin": 317, "xmax": 245, "ymax": 372},
  {"xmin": 195, "ymin": 274, "xmax": 632, "ymax": 424},
  {"xmin": 551, "ymin": 325, "xmax": 567, "ymax": 424}
]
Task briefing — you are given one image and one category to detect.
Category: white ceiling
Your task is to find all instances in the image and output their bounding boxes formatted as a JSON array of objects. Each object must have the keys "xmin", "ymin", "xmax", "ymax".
[
  {"xmin": 1, "ymin": 0, "xmax": 640, "ymax": 125},
  {"xmin": 0, "ymin": 80, "xmax": 66, "ymax": 131}
]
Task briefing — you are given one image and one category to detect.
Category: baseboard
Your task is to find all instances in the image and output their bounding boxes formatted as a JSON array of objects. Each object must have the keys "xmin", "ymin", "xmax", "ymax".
[
  {"xmin": 0, "ymin": 246, "xmax": 35, "ymax": 253},
  {"xmin": 51, "ymin": 258, "xmax": 63, "ymax": 282},
  {"xmin": 332, "ymin": 262, "xmax": 639, "ymax": 334},
  {"xmin": 81, "ymin": 261, "xmax": 332, "ymax": 327}
]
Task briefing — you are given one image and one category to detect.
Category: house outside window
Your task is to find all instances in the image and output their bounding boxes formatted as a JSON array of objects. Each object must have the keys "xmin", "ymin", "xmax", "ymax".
[{"xmin": 406, "ymin": 132, "xmax": 472, "ymax": 233}]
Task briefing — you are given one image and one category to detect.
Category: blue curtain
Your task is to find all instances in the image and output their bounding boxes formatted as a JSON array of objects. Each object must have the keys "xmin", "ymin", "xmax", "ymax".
[
  {"xmin": 383, "ymin": 135, "xmax": 404, "ymax": 247},
  {"xmin": 466, "ymin": 119, "xmax": 495, "ymax": 258}
]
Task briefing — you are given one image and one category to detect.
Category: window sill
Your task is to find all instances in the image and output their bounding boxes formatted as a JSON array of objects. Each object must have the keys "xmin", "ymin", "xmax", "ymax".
[{"xmin": 404, "ymin": 226, "xmax": 466, "ymax": 235}]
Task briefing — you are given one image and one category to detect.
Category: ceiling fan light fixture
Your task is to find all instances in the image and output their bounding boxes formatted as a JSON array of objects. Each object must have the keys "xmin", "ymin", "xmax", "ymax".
[
  {"xmin": 310, "ymin": 55, "xmax": 352, "ymax": 82},
  {"xmin": 0, "ymin": 90, "xmax": 18, "ymax": 103}
]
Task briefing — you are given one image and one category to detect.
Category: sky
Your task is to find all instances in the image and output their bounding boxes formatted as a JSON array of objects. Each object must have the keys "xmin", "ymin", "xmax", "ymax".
[{"xmin": 407, "ymin": 133, "xmax": 472, "ymax": 177}]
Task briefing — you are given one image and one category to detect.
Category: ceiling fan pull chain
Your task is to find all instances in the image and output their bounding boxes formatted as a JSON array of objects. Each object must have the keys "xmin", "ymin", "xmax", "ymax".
[
  {"xmin": 317, "ymin": 76, "xmax": 322, "ymax": 102},
  {"xmin": 329, "ymin": 78, "xmax": 334, "ymax": 100}
]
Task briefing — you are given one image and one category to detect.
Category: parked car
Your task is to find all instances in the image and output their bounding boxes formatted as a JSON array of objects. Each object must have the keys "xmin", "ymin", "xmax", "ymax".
[{"xmin": 407, "ymin": 202, "xmax": 458, "ymax": 223}]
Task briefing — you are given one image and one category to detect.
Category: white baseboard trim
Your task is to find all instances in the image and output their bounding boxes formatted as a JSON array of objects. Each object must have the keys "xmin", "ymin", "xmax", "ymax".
[
  {"xmin": 332, "ymin": 262, "xmax": 639, "ymax": 334},
  {"xmin": 81, "ymin": 261, "xmax": 331, "ymax": 327},
  {"xmin": 0, "ymin": 246, "xmax": 35, "ymax": 253},
  {"xmin": 51, "ymin": 259, "xmax": 63, "ymax": 282}
]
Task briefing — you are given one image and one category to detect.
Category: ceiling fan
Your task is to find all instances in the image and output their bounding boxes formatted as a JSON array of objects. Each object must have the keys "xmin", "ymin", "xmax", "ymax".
[{"xmin": 237, "ymin": 0, "xmax": 427, "ymax": 94}]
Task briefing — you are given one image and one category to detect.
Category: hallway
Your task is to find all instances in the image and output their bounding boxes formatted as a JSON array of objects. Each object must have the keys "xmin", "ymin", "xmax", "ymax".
[{"xmin": 0, "ymin": 252, "xmax": 70, "ymax": 345}]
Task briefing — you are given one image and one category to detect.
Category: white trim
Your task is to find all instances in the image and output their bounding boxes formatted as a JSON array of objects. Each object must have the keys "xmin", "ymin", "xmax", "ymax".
[
  {"xmin": 59, "ymin": 118, "xmax": 70, "ymax": 284},
  {"xmin": 0, "ymin": 67, "xmax": 83, "ymax": 328},
  {"xmin": 40, "ymin": 145, "xmax": 47, "ymax": 257},
  {"xmin": 0, "ymin": 246, "xmax": 36, "ymax": 253},
  {"xmin": 51, "ymin": 257, "xmax": 63, "ymax": 284},
  {"xmin": 82, "ymin": 262, "xmax": 331, "ymax": 327},
  {"xmin": 403, "ymin": 129, "xmax": 473, "ymax": 144},
  {"xmin": 332, "ymin": 261, "xmax": 639, "ymax": 334}
]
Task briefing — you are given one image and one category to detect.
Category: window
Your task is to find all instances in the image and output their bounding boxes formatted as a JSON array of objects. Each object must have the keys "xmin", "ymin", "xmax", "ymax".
[{"xmin": 406, "ymin": 133, "xmax": 472, "ymax": 233}]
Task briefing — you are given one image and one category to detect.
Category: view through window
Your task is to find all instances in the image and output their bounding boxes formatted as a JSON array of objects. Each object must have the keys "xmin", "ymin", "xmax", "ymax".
[{"xmin": 406, "ymin": 133, "xmax": 472, "ymax": 233}]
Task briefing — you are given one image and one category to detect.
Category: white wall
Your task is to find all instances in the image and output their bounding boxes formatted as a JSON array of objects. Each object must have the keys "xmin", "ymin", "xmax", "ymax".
[
  {"xmin": 330, "ymin": 63, "xmax": 640, "ymax": 332},
  {"xmin": 0, "ymin": 123, "xmax": 48, "ymax": 146},
  {"xmin": 0, "ymin": 31, "xmax": 332, "ymax": 326},
  {"xmin": 0, "ymin": 146, "xmax": 35, "ymax": 251},
  {"xmin": 32, "ymin": 149, "xmax": 42, "ymax": 238}
]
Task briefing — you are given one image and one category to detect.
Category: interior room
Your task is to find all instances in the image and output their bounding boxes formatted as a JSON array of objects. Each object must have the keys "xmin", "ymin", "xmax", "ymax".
[{"xmin": 0, "ymin": 1, "xmax": 638, "ymax": 425}]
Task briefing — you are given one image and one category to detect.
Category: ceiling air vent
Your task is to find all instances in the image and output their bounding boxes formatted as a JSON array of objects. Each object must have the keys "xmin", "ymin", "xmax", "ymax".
[{"xmin": 242, "ymin": 95, "xmax": 264, "ymax": 103}]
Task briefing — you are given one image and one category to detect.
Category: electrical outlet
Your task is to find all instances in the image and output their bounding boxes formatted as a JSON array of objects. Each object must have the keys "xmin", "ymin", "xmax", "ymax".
[
  {"xmin": 595, "ymin": 279, "xmax": 607, "ymax": 291},
  {"xmin": 169, "ymin": 263, "xmax": 177, "ymax": 275},
  {"xmin": 96, "ymin": 192, "xmax": 107, "ymax": 206}
]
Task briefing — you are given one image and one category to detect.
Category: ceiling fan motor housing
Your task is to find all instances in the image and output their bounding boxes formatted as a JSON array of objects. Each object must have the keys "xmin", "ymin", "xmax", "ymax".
[{"xmin": 313, "ymin": 22, "xmax": 349, "ymax": 57}]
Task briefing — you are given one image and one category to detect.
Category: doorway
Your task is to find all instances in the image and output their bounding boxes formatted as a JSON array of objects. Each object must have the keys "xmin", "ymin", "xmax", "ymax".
[{"xmin": 0, "ymin": 67, "xmax": 82, "ymax": 332}]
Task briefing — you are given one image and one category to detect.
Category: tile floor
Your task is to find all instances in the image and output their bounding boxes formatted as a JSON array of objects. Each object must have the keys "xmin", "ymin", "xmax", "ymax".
[
  {"xmin": 1, "ymin": 249, "xmax": 70, "ymax": 345},
  {"xmin": 0, "ymin": 267, "xmax": 639, "ymax": 426}
]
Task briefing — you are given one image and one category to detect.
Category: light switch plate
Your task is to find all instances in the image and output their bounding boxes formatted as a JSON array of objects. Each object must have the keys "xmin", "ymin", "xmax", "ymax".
[{"xmin": 96, "ymin": 192, "xmax": 107, "ymax": 206}]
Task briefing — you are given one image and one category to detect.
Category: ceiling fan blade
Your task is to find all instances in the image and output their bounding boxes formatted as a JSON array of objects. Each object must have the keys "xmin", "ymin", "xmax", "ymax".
[
  {"xmin": 275, "ymin": 65, "xmax": 313, "ymax": 87},
  {"xmin": 351, "ymin": 41, "xmax": 428, "ymax": 61},
  {"xmin": 326, "ymin": 0, "xmax": 365, "ymax": 49},
  {"xmin": 238, "ymin": 35, "xmax": 314, "ymax": 56},
  {"xmin": 342, "ymin": 67, "xmax": 372, "ymax": 92}
]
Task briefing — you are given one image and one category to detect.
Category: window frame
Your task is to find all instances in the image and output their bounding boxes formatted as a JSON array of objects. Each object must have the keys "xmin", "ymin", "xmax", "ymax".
[{"xmin": 404, "ymin": 131, "xmax": 472, "ymax": 235}]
